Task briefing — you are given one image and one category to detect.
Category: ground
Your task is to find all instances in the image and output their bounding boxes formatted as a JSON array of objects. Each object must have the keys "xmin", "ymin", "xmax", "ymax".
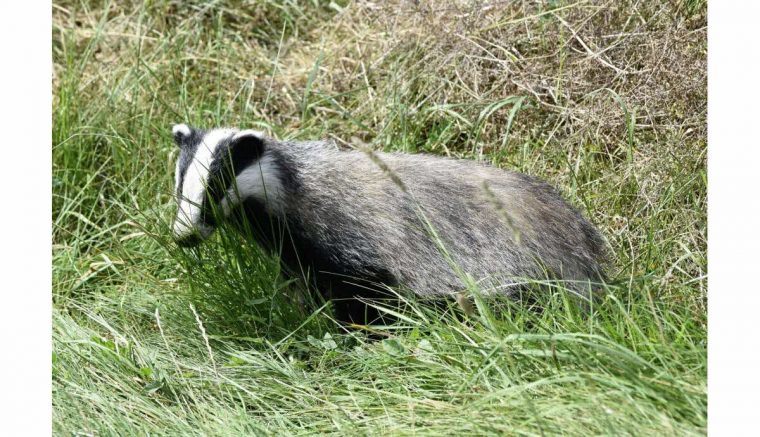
[{"xmin": 53, "ymin": 1, "xmax": 706, "ymax": 435}]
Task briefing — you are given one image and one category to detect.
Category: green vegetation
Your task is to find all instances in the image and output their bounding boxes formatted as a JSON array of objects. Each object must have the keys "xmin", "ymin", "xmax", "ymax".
[{"xmin": 52, "ymin": 1, "xmax": 706, "ymax": 435}]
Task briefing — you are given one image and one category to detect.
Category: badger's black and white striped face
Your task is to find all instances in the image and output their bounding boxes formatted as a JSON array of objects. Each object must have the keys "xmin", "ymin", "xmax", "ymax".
[{"xmin": 171, "ymin": 124, "xmax": 283, "ymax": 247}]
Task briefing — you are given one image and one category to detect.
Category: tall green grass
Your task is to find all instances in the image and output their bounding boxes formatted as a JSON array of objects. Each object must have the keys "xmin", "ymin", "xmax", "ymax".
[{"xmin": 53, "ymin": 1, "xmax": 706, "ymax": 435}]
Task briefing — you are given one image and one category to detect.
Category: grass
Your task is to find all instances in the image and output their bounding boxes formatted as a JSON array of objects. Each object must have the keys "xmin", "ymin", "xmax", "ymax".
[{"xmin": 52, "ymin": 0, "xmax": 707, "ymax": 435}]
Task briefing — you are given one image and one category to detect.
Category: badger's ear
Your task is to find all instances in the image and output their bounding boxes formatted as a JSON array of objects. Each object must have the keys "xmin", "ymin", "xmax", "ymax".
[
  {"xmin": 172, "ymin": 123, "xmax": 192, "ymax": 147},
  {"xmin": 227, "ymin": 130, "xmax": 266, "ymax": 171}
]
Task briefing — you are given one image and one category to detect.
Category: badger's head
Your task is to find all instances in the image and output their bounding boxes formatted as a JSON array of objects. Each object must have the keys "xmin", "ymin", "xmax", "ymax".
[{"xmin": 171, "ymin": 124, "xmax": 283, "ymax": 247}]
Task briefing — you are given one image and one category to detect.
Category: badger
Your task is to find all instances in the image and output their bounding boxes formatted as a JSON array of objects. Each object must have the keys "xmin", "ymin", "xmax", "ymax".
[{"xmin": 171, "ymin": 124, "xmax": 608, "ymax": 324}]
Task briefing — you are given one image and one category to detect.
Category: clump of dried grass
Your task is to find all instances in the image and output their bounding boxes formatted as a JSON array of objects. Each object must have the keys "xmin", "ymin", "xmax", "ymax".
[{"xmin": 289, "ymin": 0, "xmax": 705, "ymax": 147}]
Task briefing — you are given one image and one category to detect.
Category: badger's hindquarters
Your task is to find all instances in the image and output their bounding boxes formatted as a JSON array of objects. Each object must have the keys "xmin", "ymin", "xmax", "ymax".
[{"xmin": 171, "ymin": 125, "xmax": 608, "ymax": 325}]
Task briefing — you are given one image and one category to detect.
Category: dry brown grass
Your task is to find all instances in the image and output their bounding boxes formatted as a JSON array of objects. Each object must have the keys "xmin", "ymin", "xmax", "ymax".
[{"xmin": 280, "ymin": 1, "xmax": 706, "ymax": 142}]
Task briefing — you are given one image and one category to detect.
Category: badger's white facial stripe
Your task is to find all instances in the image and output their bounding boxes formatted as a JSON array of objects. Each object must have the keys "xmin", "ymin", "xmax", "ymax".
[
  {"xmin": 173, "ymin": 128, "xmax": 234, "ymax": 238},
  {"xmin": 221, "ymin": 152, "xmax": 285, "ymax": 214},
  {"xmin": 174, "ymin": 154, "xmax": 182, "ymax": 200},
  {"xmin": 172, "ymin": 123, "xmax": 191, "ymax": 137},
  {"xmin": 174, "ymin": 156, "xmax": 187, "ymax": 236},
  {"xmin": 232, "ymin": 129, "xmax": 265, "ymax": 141}
]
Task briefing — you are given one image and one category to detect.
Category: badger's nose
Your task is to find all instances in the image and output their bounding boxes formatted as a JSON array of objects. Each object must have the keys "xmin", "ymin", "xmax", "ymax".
[{"xmin": 175, "ymin": 232, "xmax": 202, "ymax": 248}]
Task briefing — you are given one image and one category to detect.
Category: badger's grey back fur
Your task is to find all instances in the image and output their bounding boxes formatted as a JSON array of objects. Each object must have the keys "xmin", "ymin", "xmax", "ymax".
[{"xmin": 172, "ymin": 125, "xmax": 608, "ymax": 321}]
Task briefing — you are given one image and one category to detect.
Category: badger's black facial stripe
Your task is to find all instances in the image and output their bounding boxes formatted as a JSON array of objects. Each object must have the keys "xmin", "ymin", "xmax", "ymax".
[
  {"xmin": 200, "ymin": 133, "xmax": 266, "ymax": 225},
  {"xmin": 175, "ymin": 127, "xmax": 206, "ymax": 200},
  {"xmin": 173, "ymin": 130, "xmax": 186, "ymax": 147}
]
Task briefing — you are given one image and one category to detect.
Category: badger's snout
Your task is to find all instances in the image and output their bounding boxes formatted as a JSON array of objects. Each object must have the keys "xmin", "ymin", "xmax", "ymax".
[
  {"xmin": 175, "ymin": 232, "xmax": 203, "ymax": 248},
  {"xmin": 172, "ymin": 218, "xmax": 214, "ymax": 248}
]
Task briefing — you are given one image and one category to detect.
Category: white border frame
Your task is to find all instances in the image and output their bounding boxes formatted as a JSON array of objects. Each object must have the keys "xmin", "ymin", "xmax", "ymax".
[
  {"xmin": 0, "ymin": 1, "xmax": 53, "ymax": 435},
  {"xmin": 708, "ymin": 1, "xmax": 760, "ymax": 434}
]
